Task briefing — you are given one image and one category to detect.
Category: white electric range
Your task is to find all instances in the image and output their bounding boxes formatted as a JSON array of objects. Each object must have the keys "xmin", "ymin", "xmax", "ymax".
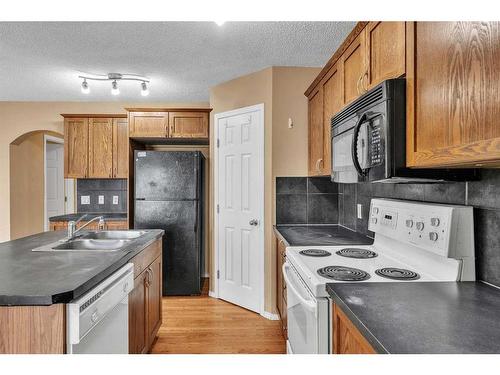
[{"xmin": 283, "ymin": 198, "xmax": 475, "ymax": 354}]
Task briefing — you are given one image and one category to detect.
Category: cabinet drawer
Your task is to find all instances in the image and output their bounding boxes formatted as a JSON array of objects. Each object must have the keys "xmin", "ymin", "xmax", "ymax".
[{"xmin": 131, "ymin": 239, "xmax": 162, "ymax": 279}]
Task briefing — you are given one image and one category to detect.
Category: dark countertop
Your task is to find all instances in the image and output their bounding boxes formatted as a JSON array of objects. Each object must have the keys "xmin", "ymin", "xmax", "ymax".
[
  {"xmin": 327, "ymin": 282, "xmax": 500, "ymax": 354},
  {"xmin": 0, "ymin": 229, "xmax": 163, "ymax": 306},
  {"xmin": 274, "ymin": 225, "xmax": 373, "ymax": 247},
  {"xmin": 49, "ymin": 213, "xmax": 128, "ymax": 222}
]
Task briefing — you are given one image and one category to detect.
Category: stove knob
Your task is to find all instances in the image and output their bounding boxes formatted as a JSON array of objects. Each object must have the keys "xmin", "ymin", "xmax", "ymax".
[
  {"xmin": 416, "ymin": 222, "xmax": 425, "ymax": 231},
  {"xmin": 429, "ymin": 232, "xmax": 439, "ymax": 242},
  {"xmin": 372, "ymin": 207, "xmax": 379, "ymax": 214},
  {"xmin": 430, "ymin": 217, "xmax": 440, "ymax": 227},
  {"xmin": 371, "ymin": 217, "xmax": 378, "ymax": 224},
  {"xmin": 405, "ymin": 219, "xmax": 414, "ymax": 228}
]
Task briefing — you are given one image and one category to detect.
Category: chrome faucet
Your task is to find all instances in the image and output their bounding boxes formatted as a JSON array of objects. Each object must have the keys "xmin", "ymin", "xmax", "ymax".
[{"xmin": 67, "ymin": 214, "xmax": 105, "ymax": 240}]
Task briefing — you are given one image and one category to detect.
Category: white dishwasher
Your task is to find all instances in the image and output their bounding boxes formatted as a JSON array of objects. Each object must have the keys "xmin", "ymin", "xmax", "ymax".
[{"xmin": 66, "ymin": 263, "xmax": 134, "ymax": 354}]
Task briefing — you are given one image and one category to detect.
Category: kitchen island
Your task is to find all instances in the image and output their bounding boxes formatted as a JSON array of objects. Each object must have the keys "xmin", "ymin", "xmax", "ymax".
[
  {"xmin": 327, "ymin": 282, "xmax": 500, "ymax": 354},
  {"xmin": 0, "ymin": 229, "xmax": 164, "ymax": 354}
]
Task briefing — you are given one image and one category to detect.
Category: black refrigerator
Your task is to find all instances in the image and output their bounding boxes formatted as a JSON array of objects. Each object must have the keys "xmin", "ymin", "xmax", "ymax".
[{"xmin": 134, "ymin": 151, "xmax": 204, "ymax": 296}]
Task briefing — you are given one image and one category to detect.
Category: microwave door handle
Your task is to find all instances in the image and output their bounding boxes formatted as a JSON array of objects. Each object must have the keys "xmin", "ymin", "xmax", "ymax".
[
  {"xmin": 351, "ymin": 113, "xmax": 368, "ymax": 178},
  {"xmin": 282, "ymin": 263, "xmax": 316, "ymax": 313}
]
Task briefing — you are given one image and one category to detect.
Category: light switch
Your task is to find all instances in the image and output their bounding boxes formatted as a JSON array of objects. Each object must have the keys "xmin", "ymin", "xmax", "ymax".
[
  {"xmin": 112, "ymin": 196, "xmax": 119, "ymax": 205},
  {"xmin": 288, "ymin": 118, "xmax": 293, "ymax": 129},
  {"xmin": 81, "ymin": 195, "xmax": 90, "ymax": 205},
  {"xmin": 357, "ymin": 204, "xmax": 363, "ymax": 219},
  {"xmin": 98, "ymin": 195, "xmax": 104, "ymax": 205}
]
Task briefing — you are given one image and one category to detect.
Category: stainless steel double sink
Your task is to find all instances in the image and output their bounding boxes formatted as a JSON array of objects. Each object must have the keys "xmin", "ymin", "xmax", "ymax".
[{"xmin": 32, "ymin": 231, "xmax": 147, "ymax": 252}]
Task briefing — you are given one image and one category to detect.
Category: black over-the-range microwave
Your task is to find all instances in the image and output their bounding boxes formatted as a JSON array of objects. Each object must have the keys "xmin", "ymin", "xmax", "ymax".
[{"xmin": 330, "ymin": 78, "xmax": 477, "ymax": 183}]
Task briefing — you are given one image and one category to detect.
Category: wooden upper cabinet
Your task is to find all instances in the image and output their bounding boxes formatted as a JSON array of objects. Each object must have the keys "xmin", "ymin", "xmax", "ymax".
[
  {"xmin": 129, "ymin": 112, "xmax": 169, "ymax": 138},
  {"xmin": 406, "ymin": 22, "xmax": 500, "ymax": 167},
  {"xmin": 113, "ymin": 118, "xmax": 129, "ymax": 178},
  {"xmin": 322, "ymin": 63, "xmax": 343, "ymax": 174},
  {"xmin": 341, "ymin": 29, "xmax": 367, "ymax": 105},
  {"xmin": 308, "ymin": 87, "xmax": 325, "ymax": 176},
  {"xmin": 169, "ymin": 111, "xmax": 209, "ymax": 138},
  {"xmin": 88, "ymin": 118, "xmax": 113, "ymax": 178},
  {"xmin": 365, "ymin": 21, "xmax": 406, "ymax": 89},
  {"xmin": 64, "ymin": 118, "xmax": 89, "ymax": 178}
]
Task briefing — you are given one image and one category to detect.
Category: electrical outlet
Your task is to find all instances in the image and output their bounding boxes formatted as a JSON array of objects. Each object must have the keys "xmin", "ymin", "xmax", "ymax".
[
  {"xmin": 357, "ymin": 204, "xmax": 363, "ymax": 219},
  {"xmin": 98, "ymin": 195, "xmax": 104, "ymax": 205},
  {"xmin": 112, "ymin": 195, "xmax": 119, "ymax": 205},
  {"xmin": 288, "ymin": 117, "xmax": 293, "ymax": 129},
  {"xmin": 81, "ymin": 195, "xmax": 90, "ymax": 205}
]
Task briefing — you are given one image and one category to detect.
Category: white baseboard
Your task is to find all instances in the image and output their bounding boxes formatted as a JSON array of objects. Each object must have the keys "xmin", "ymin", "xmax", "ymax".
[
  {"xmin": 260, "ymin": 310, "xmax": 280, "ymax": 321},
  {"xmin": 208, "ymin": 291, "xmax": 217, "ymax": 298}
]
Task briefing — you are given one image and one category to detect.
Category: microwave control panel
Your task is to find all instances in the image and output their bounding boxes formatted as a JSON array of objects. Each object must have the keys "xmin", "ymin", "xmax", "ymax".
[{"xmin": 369, "ymin": 116, "xmax": 383, "ymax": 166}]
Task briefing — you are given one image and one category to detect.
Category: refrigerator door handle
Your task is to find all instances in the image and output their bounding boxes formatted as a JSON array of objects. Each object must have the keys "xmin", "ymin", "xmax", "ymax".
[{"xmin": 194, "ymin": 200, "xmax": 198, "ymax": 233}]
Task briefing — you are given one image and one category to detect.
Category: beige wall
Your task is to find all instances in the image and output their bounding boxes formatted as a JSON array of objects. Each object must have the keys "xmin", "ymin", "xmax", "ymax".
[
  {"xmin": 10, "ymin": 132, "xmax": 48, "ymax": 239},
  {"xmin": 0, "ymin": 101, "xmax": 208, "ymax": 242},
  {"xmin": 209, "ymin": 66, "xmax": 320, "ymax": 314}
]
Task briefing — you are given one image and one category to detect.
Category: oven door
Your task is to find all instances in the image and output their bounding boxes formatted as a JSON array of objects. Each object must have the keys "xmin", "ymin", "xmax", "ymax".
[{"xmin": 283, "ymin": 262, "xmax": 329, "ymax": 354}]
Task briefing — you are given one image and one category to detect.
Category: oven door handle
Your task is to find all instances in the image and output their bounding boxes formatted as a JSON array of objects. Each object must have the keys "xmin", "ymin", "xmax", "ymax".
[
  {"xmin": 351, "ymin": 113, "xmax": 369, "ymax": 178},
  {"xmin": 282, "ymin": 263, "xmax": 317, "ymax": 313}
]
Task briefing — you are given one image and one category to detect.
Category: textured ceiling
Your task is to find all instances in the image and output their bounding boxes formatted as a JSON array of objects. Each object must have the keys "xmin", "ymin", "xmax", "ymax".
[{"xmin": 0, "ymin": 22, "xmax": 355, "ymax": 102}]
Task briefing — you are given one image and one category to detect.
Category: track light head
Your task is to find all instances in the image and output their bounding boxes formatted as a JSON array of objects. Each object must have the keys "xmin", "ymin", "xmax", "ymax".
[
  {"xmin": 81, "ymin": 79, "xmax": 90, "ymax": 94},
  {"xmin": 141, "ymin": 81, "xmax": 149, "ymax": 96},
  {"xmin": 111, "ymin": 80, "xmax": 120, "ymax": 95}
]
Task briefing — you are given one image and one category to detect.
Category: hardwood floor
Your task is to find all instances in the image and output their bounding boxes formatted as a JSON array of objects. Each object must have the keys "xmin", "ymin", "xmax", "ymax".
[{"xmin": 150, "ymin": 279, "xmax": 286, "ymax": 354}]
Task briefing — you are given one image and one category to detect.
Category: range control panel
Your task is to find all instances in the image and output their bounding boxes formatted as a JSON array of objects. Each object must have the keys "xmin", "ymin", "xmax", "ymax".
[{"xmin": 369, "ymin": 199, "xmax": 452, "ymax": 257}]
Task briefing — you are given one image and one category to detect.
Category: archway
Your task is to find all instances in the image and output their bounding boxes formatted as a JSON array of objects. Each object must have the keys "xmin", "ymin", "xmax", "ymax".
[{"xmin": 9, "ymin": 130, "xmax": 64, "ymax": 239}]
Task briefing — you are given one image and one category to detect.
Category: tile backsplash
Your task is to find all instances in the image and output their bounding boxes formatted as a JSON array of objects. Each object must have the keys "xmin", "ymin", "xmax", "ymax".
[
  {"xmin": 276, "ymin": 177, "xmax": 338, "ymax": 225},
  {"xmin": 276, "ymin": 170, "xmax": 500, "ymax": 288},
  {"xmin": 77, "ymin": 179, "xmax": 127, "ymax": 214}
]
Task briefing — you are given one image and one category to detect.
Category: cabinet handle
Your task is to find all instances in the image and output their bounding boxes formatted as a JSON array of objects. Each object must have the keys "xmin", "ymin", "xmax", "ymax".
[
  {"xmin": 315, "ymin": 158, "xmax": 323, "ymax": 174},
  {"xmin": 362, "ymin": 70, "xmax": 369, "ymax": 92},
  {"xmin": 356, "ymin": 75, "xmax": 362, "ymax": 95}
]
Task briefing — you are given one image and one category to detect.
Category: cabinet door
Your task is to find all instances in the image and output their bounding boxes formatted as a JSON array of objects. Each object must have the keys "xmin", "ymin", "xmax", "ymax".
[
  {"xmin": 406, "ymin": 22, "xmax": 500, "ymax": 167},
  {"xmin": 322, "ymin": 63, "xmax": 343, "ymax": 175},
  {"xmin": 365, "ymin": 22, "xmax": 406, "ymax": 89},
  {"xmin": 112, "ymin": 118, "xmax": 129, "ymax": 178},
  {"xmin": 88, "ymin": 118, "xmax": 113, "ymax": 178},
  {"xmin": 277, "ymin": 239, "xmax": 287, "ymax": 339},
  {"xmin": 129, "ymin": 270, "xmax": 148, "ymax": 354},
  {"xmin": 129, "ymin": 112, "xmax": 169, "ymax": 138},
  {"xmin": 332, "ymin": 303, "xmax": 375, "ymax": 354},
  {"xmin": 308, "ymin": 87, "xmax": 325, "ymax": 176},
  {"xmin": 64, "ymin": 118, "xmax": 88, "ymax": 178},
  {"xmin": 342, "ymin": 29, "xmax": 367, "ymax": 104},
  {"xmin": 146, "ymin": 256, "xmax": 162, "ymax": 347},
  {"xmin": 168, "ymin": 111, "xmax": 209, "ymax": 138},
  {"xmin": 276, "ymin": 236, "xmax": 283, "ymax": 317}
]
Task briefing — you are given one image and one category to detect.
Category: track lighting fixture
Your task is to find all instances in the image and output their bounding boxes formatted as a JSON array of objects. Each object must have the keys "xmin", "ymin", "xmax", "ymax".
[
  {"xmin": 141, "ymin": 81, "xmax": 149, "ymax": 96},
  {"xmin": 78, "ymin": 72, "xmax": 150, "ymax": 96},
  {"xmin": 111, "ymin": 80, "xmax": 120, "ymax": 95},
  {"xmin": 81, "ymin": 79, "xmax": 90, "ymax": 94}
]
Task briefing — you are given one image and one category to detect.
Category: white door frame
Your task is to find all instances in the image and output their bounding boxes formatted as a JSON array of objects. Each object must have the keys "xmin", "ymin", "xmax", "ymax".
[
  {"xmin": 213, "ymin": 103, "xmax": 265, "ymax": 317},
  {"xmin": 44, "ymin": 134, "xmax": 64, "ymax": 231}
]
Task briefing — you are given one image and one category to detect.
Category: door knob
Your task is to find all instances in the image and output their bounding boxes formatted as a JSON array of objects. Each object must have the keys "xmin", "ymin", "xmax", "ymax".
[{"xmin": 249, "ymin": 219, "xmax": 259, "ymax": 226}]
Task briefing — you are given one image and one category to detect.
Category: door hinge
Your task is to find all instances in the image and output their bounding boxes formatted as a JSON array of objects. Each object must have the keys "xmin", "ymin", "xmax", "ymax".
[
  {"xmin": 217, "ymin": 270, "xmax": 220, "ymax": 279},
  {"xmin": 217, "ymin": 204, "xmax": 219, "ymax": 213},
  {"xmin": 217, "ymin": 139, "xmax": 220, "ymax": 148}
]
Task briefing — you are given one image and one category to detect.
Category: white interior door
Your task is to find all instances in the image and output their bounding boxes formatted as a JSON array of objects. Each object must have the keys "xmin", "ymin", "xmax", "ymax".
[
  {"xmin": 45, "ymin": 141, "xmax": 65, "ymax": 229},
  {"xmin": 216, "ymin": 104, "xmax": 264, "ymax": 314}
]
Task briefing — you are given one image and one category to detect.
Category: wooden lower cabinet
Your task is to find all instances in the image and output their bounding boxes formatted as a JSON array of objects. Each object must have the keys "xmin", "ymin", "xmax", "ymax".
[
  {"xmin": 275, "ymin": 233, "xmax": 287, "ymax": 339},
  {"xmin": 49, "ymin": 219, "xmax": 129, "ymax": 231},
  {"xmin": 129, "ymin": 239, "xmax": 163, "ymax": 354},
  {"xmin": 332, "ymin": 303, "xmax": 375, "ymax": 354}
]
